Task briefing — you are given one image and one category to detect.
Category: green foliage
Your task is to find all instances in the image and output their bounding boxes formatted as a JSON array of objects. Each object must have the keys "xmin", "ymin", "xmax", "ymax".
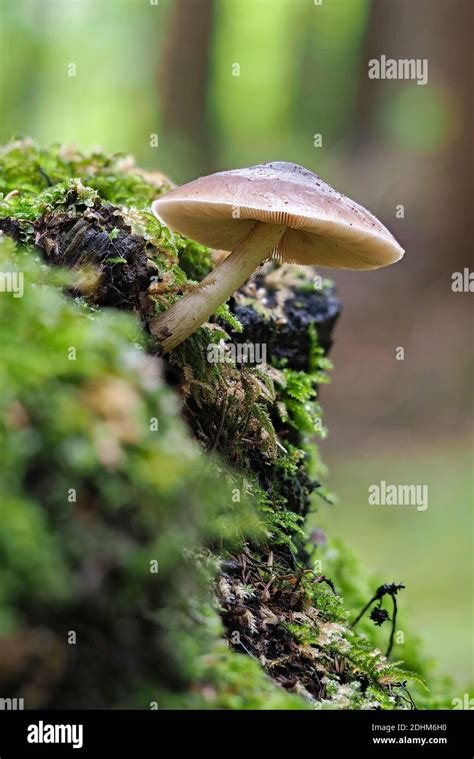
[
  {"xmin": 318, "ymin": 540, "xmax": 461, "ymax": 709},
  {"xmin": 140, "ymin": 644, "xmax": 310, "ymax": 710},
  {"xmin": 308, "ymin": 322, "xmax": 333, "ymax": 378},
  {"xmin": 0, "ymin": 140, "xmax": 209, "ymax": 292},
  {"xmin": 201, "ymin": 647, "xmax": 310, "ymax": 709},
  {"xmin": 176, "ymin": 238, "xmax": 212, "ymax": 282},
  {"xmin": 274, "ymin": 324, "xmax": 331, "ymax": 438},
  {"xmin": 256, "ymin": 487, "xmax": 306, "ymax": 553},
  {"xmin": 0, "ymin": 177, "xmax": 100, "ymax": 236},
  {"xmin": 278, "ymin": 367, "xmax": 325, "ymax": 436},
  {"xmin": 214, "ymin": 302, "xmax": 243, "ymax": 333},
  {"xmin": 0, "ymin": 140, "xmax": 164, "ymax": 210}
]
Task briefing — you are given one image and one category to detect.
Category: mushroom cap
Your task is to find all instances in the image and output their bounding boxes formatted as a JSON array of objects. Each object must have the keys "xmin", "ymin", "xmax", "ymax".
[{"xmin": 152, "ymin": 162, "xmax": 404, "ymax": 270}]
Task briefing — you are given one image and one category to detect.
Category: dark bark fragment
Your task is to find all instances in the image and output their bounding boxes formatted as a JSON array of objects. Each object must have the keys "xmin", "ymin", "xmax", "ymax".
[{"xmin": 33, "ymin": 203, "xmax": 152, "ymax": 313}]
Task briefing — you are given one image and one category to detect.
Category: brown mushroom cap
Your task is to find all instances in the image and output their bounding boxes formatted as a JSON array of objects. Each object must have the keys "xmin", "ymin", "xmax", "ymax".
[{"xmin": 152, "ymin": 161, "xmax": 404, "ymax": 270}]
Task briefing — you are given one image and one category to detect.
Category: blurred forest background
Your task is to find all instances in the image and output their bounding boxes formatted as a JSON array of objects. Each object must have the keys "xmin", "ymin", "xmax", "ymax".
[{"xmin": 0, "ymin": 0, "xmax": 472, "ymax": 688}]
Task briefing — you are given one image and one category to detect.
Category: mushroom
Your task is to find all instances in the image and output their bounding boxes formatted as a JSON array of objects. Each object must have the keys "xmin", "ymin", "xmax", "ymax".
[{"xmin": 150, "ymin": 161, "xmax": 404, "ymax": 353}]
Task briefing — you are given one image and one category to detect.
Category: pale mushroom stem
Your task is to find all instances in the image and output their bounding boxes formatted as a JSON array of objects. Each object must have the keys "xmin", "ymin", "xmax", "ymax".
[{"xmin": 150, "ymin": 222, "xmax": 286, "ymax": 353}]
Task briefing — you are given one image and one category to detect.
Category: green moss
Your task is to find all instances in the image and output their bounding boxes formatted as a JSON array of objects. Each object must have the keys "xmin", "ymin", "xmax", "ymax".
[
  {"xmin": 0, "ymin": 237, "xmax": 261, "ymax": 707},
  {"xmin": 127, "ymin": 644, "xmax": 310, "ymax": 710},
  {"xmin": 317, "ymin": 540, "xmax": 465, "ymax": 709},
  {"xmin": 0, "ymin": 139, "xmax": 166, "ymax": 209}
]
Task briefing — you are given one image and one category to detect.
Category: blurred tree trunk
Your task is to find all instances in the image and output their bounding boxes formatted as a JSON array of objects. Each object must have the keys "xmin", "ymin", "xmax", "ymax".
[
  {"xmin": 158, "ymin": 0, "xmax": 215, "ymax": 177},
  {"xmin": 351, "ymin": 0, "xmax": 470, "ymax": 273}
]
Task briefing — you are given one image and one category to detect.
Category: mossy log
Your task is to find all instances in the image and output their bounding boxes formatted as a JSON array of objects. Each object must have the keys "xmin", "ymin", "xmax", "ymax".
[{"xmin": 0, "ymin": 140, "xmax": 446, "ymax": 709}]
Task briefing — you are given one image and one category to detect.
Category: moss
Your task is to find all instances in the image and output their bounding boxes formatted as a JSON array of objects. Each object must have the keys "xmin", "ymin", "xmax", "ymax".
[
  {"xmin": 0, "ymin": 139, "xmax": 169, "ymax": 209},
  {"xmin": 125, "ymin": 643, "xmax": 310, "ymax": 710},
  {"xmin": 0, "ymin": 139, "xmax": 462, "ymax": 710},
  {"xmin": 0, "ymin": 237, "xmax": 260, "ymax": 707}
]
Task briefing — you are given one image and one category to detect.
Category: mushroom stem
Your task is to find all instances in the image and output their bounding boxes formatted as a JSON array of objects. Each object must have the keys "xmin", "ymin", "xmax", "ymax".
[{"xmin": 150, "ymin": 222, "xmax": 286, "ymax": 353}]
